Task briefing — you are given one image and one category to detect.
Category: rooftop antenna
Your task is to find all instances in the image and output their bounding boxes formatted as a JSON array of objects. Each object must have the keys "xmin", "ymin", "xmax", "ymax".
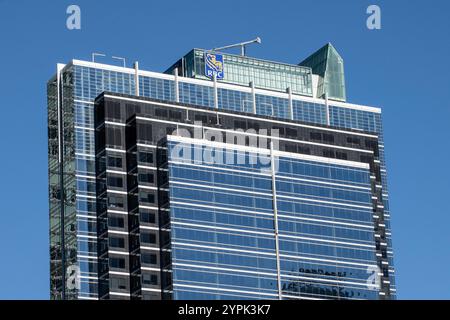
[
  {"xmin": 213, "ymin": 37, "xmax": 261, "ymax": 56},
  {"xmin": 92, "ymin": 52, "xmax": 106, "ymax": 62}
]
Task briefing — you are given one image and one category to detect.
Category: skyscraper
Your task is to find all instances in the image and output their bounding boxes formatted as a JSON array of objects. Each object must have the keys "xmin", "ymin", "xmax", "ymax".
[{"xmin": 47, "ymin": 43, "xmax": 395, "ymax": 300}]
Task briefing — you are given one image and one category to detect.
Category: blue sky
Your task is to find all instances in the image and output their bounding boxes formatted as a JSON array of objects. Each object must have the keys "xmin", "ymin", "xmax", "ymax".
[{"xmin": 0, "ymin": 0, "xmax": 449, "ymax": 299}]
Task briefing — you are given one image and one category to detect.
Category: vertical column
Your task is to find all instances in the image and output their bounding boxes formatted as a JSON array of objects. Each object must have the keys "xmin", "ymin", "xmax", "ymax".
[
  {"xmin": 134, "ymin": 61, "xmax": 140, "ymax": 97},
  {"xmin": 250, "ymin": 81, "xmax": 256, "ymax": 114},
  {"xmin": 325, "ymin": 93, "xmax": 330, "ymax": 125},
  {"xmin": 213, "ymin": 74, "xmax": 219, "ymax": 124},
  {"xmin": 174, "ymin": 67, "xmax": 180, "ymax": 103},
  {"xmin": 287, "ymin": 87, "xmax": 293, "ymax": 120},
  {"xmin": 213, "ymin": 74, "xmax": 218, "ymax": 109},
  {"xmin": 270, "ymin": 141, "xmax": 282, "ymax": 300}
]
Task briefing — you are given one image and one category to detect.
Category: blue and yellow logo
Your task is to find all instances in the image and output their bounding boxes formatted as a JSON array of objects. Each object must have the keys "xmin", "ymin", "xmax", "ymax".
[{"xmin": 204, "ymin": 52, "xmax": 224, "ymax": 79}]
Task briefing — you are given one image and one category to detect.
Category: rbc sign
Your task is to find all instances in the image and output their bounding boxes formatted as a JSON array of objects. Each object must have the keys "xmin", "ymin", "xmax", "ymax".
[{"xmin": 204, "ymin": 52, "xmax": 224, "ymax": 79}]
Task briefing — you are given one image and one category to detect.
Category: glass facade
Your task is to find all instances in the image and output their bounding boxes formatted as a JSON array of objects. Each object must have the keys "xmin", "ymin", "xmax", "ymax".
[
  {"xmin": 166, "ymin": 137, "xmax": 378, "ymax": 299},
  {"xmin": 167, "ymin": 49, "xmax": 313, "ymax": 96},
  {"xmin": 299, "ymin": 43, "xmax": 346, "ymax": 101},
  {"xmin": 48, "ymin": 45, "xmax": 395, "ymax": 299},
  {"xmin": 329, "ymin": 105, "xmax": 394, "ymax": 283},
  {"xmin": 90, "ymin": 93, "xmax": 391, "ymax": 299}
]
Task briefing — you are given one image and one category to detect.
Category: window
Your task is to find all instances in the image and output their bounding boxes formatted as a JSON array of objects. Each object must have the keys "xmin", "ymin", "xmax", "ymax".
[
  {"xmin": 107, "ymin": 176, "xmax": 123, "ymax": 188},
  {"xmin": 138, "ymin": 173, "xmax": 154, "ymax": 184},
  {"xmin": 106, "ymin": 101, "xmax": 121, "ymax": 120},
  {"xmin": 139, "ymin": 191, "xmax": 155, "ymax": 204},
  {"xmin": 310, "ymin": 132, "xmax": 322, "ymax": 141},
  {"xmin": 360, "ymin": 155, "xmax": 372, "ymax": 163},
  {"xmin": 137, "ymin": 123, "xmax": 152, "ymax": 142},
  {"xmin": 347, "ymin": 137, "xmax": 360, "ymax": 145},
  {"xmin": 169, "ymin": 110, "xmax": 182, "ymax": 120},
  {"xmin": 141, "ymin": 232, "xmax": 156, "ymax": 244},
  {"xmin": 77, "ymin": 180, "xmax": 96, "ymax": 193},
  {"xmin": 155, "ymin": 108, "xmax": 168, "ymax": 118},
  {"xmin": 108, "ymin": 195, "xmax": 124, "ymax": 208},
  {"xmin": 207, "ymin": 116, "xmax": 217, "ymax": 125},
  {"xmin": 125, "ymin": 103, "xmax": 140, "ymax": 116},
  {"xmin": 142, "ymin": 273, "xmax": 158, "ymax": 285},
  {"xmin": 110, "ymin": 257, "xmax": 125, "ymax": 269},
  {"xmin": 298, "ymin": 146, "xmax": 311, "ymax": 154},
  {"xmin": 141, "ymin": 253, "xmax": 157, "ymax": 264},
  {"xmin": 336, "ymin": 152, "xmax": 348, "ymax": 160},
  {"xmin": 107, "ymin": 156, "xmax": 123, "ymax": 168},
  {"xmin": 286, "ymin": 128, "xmax": 297, "ymax": 138},
  {"xmin": 234, "ymin": 120, "xmax": 247, "ymax": 129},
  {"xmin": 108, "ymin": 216, "xmax": 124, "ymax": 228},
  {"xmin": 365, "ymin": 139, "xmax": 378, "ymax": 152},
  {"xmin": 106, "ymin": 127, "xmax": 122, "ymax": 147},
  {"xmin": 138, "ymin": 151, "xmax": 153, "ymax": 164},
  {"xmin": 110, "ymin": 277, "xmax": 127, "ymax": 290},
  {"xmin": 322, "ymin": 133, "xmax": 334, "ymax": 143},
  {"xmin": 109, "ymin": 237, "xmax": 125, "ymax": 248},
  {"xmin": 323, "ymin": 149, "xmax": 335, "ymax": 158},
  {"xmin": 140, "ymin": 211, "xmax": 156, "ymax": 224},
  {"xmin": 285, "ymin": 144, "xmax": 297, "ymax": 153}
]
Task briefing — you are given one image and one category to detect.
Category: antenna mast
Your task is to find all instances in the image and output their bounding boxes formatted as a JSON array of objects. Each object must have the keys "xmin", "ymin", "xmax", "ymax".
[{"xmin": 213, "ymin": 37, "xmax": 262, "ymax": 56}]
